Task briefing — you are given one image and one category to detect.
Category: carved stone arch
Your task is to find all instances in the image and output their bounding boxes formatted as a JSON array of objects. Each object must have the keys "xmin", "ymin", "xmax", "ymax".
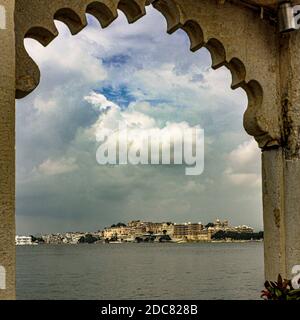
[{"xmin": 15, "ymin": 0, "xmax": 281, "ymax": 150}]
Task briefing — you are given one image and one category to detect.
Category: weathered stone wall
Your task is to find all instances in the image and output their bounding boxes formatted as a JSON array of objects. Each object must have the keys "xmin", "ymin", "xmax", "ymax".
[
  {"xmin": 0, "ymin": 0, "xmax": 16, "ymax": 300},
  {"xmin": 281, "ymin": 29, "xmax": 300, "ymax": 279},
  {"xmin": 260, "ymin": 22, "xmax": 300, "ymax": 281}
]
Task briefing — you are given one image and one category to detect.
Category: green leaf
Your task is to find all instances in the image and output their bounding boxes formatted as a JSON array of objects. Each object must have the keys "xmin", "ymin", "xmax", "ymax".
[
  {"xmin": 288, "ymin": 289, "xmax": 300, "ymax": 296},
  {"xmin": 275, "ymin": 288, "xmax": 282, "ymax": 297}
]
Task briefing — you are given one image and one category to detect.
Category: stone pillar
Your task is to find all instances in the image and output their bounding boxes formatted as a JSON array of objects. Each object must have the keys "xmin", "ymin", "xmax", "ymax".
[
  {"xmin": 0, "ymin": 0, "xmax": 16, "ymax": 300},
  {"xmin": 262, "ymin": 28, "xmax": 300, "ymax": 281},
  {"xmin": 262, "ymin": 148, "xmax": 285, "ymax": 280}
]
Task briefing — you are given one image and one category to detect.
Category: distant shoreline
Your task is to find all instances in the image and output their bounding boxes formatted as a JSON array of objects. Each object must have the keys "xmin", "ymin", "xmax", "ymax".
[{"xmin": 16, "ymin": 239, "xmax": 264, "ymax": 246}]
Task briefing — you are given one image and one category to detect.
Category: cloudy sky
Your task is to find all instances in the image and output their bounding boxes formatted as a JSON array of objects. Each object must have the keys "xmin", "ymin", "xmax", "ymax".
[{"xmin": 16, "ymin": 7, "xmax": 262, "ymax": 235}]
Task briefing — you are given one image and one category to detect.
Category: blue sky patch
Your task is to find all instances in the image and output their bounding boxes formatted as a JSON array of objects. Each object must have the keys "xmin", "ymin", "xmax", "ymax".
[{"xmin": 95, "ymin": 85, "xmax": 134, "ymax": 108}]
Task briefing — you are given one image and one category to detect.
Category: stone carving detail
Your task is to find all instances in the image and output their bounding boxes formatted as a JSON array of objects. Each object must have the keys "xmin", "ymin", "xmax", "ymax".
[{"xmin": 15, "ymin": 0, "xmax": 281, "ymax": 148}]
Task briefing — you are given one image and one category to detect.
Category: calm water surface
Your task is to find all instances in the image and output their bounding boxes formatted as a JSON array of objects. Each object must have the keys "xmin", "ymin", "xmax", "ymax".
[{"xmin": 16, "ymin": 242, "xmax": 264, "ymax": 300}]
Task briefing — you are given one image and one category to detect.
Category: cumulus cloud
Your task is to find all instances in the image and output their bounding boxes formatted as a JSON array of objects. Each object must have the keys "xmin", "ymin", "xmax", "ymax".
[
  {"xmin": 84, "ymin": 92, "xmax": 119, "ymax": 111},
  {"xmin": 37, "ymin": 158, "xmax": 79, "ymax": 176},
  {"xmin": 84, "ymin": 91, "xmax": 204, "ymax": 173},
  {"xmin": 224, "ymin": 140, "xmax": 261, "ymax": 187}
]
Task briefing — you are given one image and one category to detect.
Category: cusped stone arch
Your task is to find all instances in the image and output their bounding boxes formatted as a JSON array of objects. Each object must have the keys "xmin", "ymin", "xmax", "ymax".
[{"xmin": 15, "ymin": 0, "xmax": 281, "ymax": 149}]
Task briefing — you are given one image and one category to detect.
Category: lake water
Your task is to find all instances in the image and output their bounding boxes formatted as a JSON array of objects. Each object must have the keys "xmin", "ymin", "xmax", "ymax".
[{"xmin": 16, "ymin": 242, "xmax": 264, "ymax": 300}]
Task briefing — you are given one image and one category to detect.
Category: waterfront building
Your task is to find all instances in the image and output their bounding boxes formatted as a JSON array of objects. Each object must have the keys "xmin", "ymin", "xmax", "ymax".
[
  {"xmin": 161, "ymin": 222, "xmax": 174, "ymax": 236},
  {"xmin": 173, "ymin": 223, "xmax": 188, "ymax": 238},
  {"xmin": 198, "ymin": 230, "xmax": 212, "ymax": 241},
  {"xmin": 187, "ymin": 222, "xmax": 204, "ymax": 237},
  {"xmin": 15, "ymin": 236, "xmax": 34, "ymax": 246},
  {"xmin": 144, "ymin": 222, "xmax": 174, "ymax": 235},
  {"xmin": 42, "ymin": 233, "xmax": 65, "ymax": 244},
  {"xmin": 211, "ymin": 219, "xmax": 254, "ymax": 234},
  {"xmin": 144, "ymin": 222, "xmax": 163, "ymax": 234},
  {"xmin": 127, "ymin": 220, "xmax": 142, "ymax": 228},
  {"xmin": 103, "ymin": 226, "xmax": 132, "ymax": 240},
  {"xmin": 63, "ymin": 232, "xmax": 86, "ymax": 244},
  {"xmin": 213, "ymin": 219, "xmax": 229, "ymax": 231},
  {"xmin": 173, "ymin": 222, "xmax": 208, "ymax": 241},
  {"xmin": 235, "ymin": 225, "xmax": 254, "ymax": 233}
]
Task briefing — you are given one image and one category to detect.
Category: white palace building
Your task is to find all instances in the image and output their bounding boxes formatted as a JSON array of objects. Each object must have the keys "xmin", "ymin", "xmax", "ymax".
[{"xmin": 15, "ymin": 236, "xmax": 35, "ymax": 246}]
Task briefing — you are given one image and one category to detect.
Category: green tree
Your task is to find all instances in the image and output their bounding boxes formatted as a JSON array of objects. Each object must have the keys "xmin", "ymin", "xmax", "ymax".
[
  {"xmin": 78, "ymin": 234, "xmax": 98, "ymax": 244},
  {"xmin": 30, "ymin": 235, "xmax": 44, "ymax": 243},
  {"xmin": 205, "ymin": 222, "xmax": 215, "ymax": 228},
  {"xmin": 85, "ymin": 234, "xmax": 98, "ymax": 244},
  {"xmin": 78, "ymin": 236, "xmax": 86, "ymax": 243},
  {"xmin": 111, "ymin": 222, "xmax": 126, "ymax": 228}
]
